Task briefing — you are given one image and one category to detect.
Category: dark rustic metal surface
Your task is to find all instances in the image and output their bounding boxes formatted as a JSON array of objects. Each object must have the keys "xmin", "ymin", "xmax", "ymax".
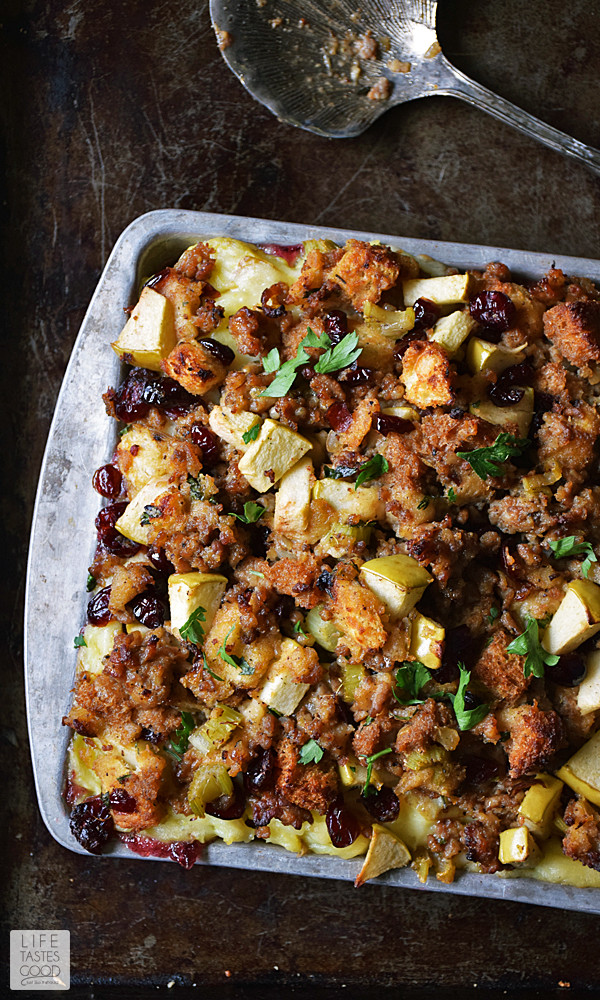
[{"xmin": 2, "ymin": 0, "xmax": 600, "ymax": 996}]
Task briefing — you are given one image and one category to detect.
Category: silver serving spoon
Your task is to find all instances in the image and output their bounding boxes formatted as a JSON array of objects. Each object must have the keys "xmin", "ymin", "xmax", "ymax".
[{"xmin": 209, "ymin": 0, "xmax": 600, "ymax": 172}]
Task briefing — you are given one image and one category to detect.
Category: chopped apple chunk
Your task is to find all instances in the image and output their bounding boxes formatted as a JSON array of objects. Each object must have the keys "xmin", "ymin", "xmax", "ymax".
[
  {"xmin": 518, "ymin": 773, "xmax": 563, "ymax": 838},
  {"xmin": 238, "ymin": 419, "xmax": 311, "ymax": 492},
  {"xmin": 542, "ymin": 580, "xmax": 600, "ymax": 655},
  {"xmin": 114, "ymin": 478, "xmax": 175, "ymax": 545},
  {"xmin": 361, "ymin": 554, "xmax": 433, "ymax": 620},
  {"xmin": 558, "ymin": 731, "xmax": 600, "ymax": 807},
  {"xmin": 208, "ymin": 406, "xmax": 261, "ymax": 451},
  {"xmin": 499, "ymin": 826, "xmax": 541, "ymax": 866},
  {"xmin": 402, "ymin": 273, "xmax": 472, "ymax": 307},
  {"xmin": 111, "ymin": 287, "xmax": 176, "ymax": 371},
  {"xmin": 577, "ymin": 651, "xmax": 600, "ymax": 715},
  {"xmin": 355, "ymin": 824, "xmax": 411, "ymax": 886},
  {"xmin": 168, "ymin": 572, "xmax": 227, "ymax": 634},
  {"xmin": 429, "ymin": 310, "xmax": 476, "ymax": 355}
]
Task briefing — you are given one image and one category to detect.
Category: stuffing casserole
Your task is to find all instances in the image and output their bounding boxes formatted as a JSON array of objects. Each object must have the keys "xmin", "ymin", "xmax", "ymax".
[{"xmin": 63, "ymin": 234, "xmax": 600, "ymax": 887}]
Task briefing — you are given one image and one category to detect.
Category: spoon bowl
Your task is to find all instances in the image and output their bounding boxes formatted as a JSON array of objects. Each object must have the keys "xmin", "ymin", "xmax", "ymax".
[{"xmin": 210, "ymin": 0, "xmax": 600, "ymax": 171}]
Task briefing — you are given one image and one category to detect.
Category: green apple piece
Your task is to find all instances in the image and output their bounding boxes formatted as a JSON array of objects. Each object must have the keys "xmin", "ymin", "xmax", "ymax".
[
  {"xmin": 409, "ymin": 611, "xmax": 445, "ymax": 670},
  {"xmin": 429, "ymin": 310, "xmax": 476, "ymax": 355},
  {"xmin": 355, "ymin": 824, "xmax": 411, "ymax": 887},
  {"xmin": 205, "ymin": 237, "xmax": 303, "ymax": 329},
  {"xmin": 542, "ymin": 580, "xmax": 600, "ymax": 655},
  {"xmin": 558, "ymin": 730, "xmax": 600, "ymax": 807},
  {"xmin": 305, "ymin": 604, "xmax": 341, "ymax": 653},
  {"xmin": 111, "ymin": 287, "xmax": 176, "ymax": 371},
  {"xmin": 78, "ymin": 622, "xmax": 124, "ymax": 677},
  {"xmin": 466, "ymin": 336, "xmax": 527, "ymax": 374},
  {"xmin": 362, "ymin": 301, "xmax": 416, "ymax": 336},
  {"xmin": 257, "ymin": 638, "xmax": 310, "ymax": 715},
  {"xmin": 238, "ymin": 418, "xmax": 311, "ymax": 493},
  {"xmin": 470, "ymin": 387, "xmax": 534, "ymax": 437},
  {"xmin": 168, "ymin": 572, "xmax": 228, "ymax": 634},
  {"xmin": 274, "ymin": 456, "xmax": 314, "ymax": 534},
  {"xmin": 360, "ymin": 554, "xmax": 433, "ymax": 620},
  {"xmin": 114, "ymin": 477, "xmax": 175, "ymax": 545},
  {"xmin": 518, "ymin": 773, "xmax": 564, "ymax": 838},
  {"xmin": 208, "ymin": 405, "xmax": 261, "ymax": 452},
  {"xmin": 320, "ymin": 522, "xmax": 373, "ymax": 559},
  {"xmin": 382, "ymin": 405, "xmax": 420, "ymax": 422},
  {"xmin": 402, "ymin": 273, "xmax": 472, "ymax": 308},
  {"xmin": 577, "ymin": 650, "xmax": 600, "ymax": 715},
  {"xmin": 312, "ymin": 479, "xmax": 383, "ymax": 522},
  {"xmin": 499, "ymin": 826, "xmax": 541, "ymax": 866},
  {"xmin": 339, "ymin": 662, "xmax": 367, "ymax": 703},
  {"xmin": 339, "ymin": 757, "xmax": 384, "ymax": 789}
]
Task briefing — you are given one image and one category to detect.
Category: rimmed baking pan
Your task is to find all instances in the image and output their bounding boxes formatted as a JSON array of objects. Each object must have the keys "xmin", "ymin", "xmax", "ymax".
[{"xmin": 25, "ymin": 208, "xmax": 600, "ymax": 912}]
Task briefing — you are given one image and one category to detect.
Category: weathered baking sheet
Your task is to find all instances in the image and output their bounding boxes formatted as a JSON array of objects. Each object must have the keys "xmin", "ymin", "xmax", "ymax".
[{"xmin": 25, "ymin": 208, "xmax": 600, "ymax": 912}]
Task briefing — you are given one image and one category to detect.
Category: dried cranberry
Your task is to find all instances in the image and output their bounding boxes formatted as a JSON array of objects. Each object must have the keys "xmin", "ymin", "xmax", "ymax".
[
  {"xmin": 337, "ymin": 364, "xmax": 373, "ymax": 386},
  {"xmin": 393, "ymin": 328, "xmax": 428, "ymax": 360},
  {"xmin": 148, "ymin": 546, "xmax": 176, "ymax": 577},
  {"xmin": 142, "ymin": 375, "xmax": 196, "ymax": 416},
  {"xmin": 546, "ymin": 653, "xmax": 586, "ymax": 688},
  {"xmin": 531, "ymin": 390, "xmax": 555, "ymax": 436},
  {"xmin": 190, "ymin": 424, "xmax": 220, "ymax": 467},
  {"xmin": 168, "ymin": 841, "xmax": 203, "ymax": 869},
  {"xmin": 373, "ymin": 412, "xmax": 412, "ymax": 436},
  {"xmin": 110, "ymin": 368, "xmax": 153, "ymax": 422},
  {"xmin": 244, "ymin": 748, "xmax": 275, "ymax": 792},
  {"xmin": 326, "ymin": 401, "xmax": 353, "ymax": 432},
  {"xmin": 316, "ymin": 569, "xmax": 334, "ymax": 595},
  {"xmin": 87, "ymin": 587, "xmax": 112, "ymax": 626},
  {"xmin": 413, "ymin": 297, "xmax": 440, "ymax": 330},
  {"xmin": 130, "ymin": 590, "xmax": 167, "ymax": 628},
  {"xmin": 139, "ymin": 726, "xmax": 163, "ymax": 744},
  {"xmin": 109, "ymin": 788, "xmax": 137, "ymax": 813},
  {"xmin": 463, "ymin": 689, "xmax": 483, "ymax": 711},
  {"xmin": 198, "ymin": 338, "xmax": 235, "ymax": 366},
  {"xmin": 95, "ymin": 502, "xmax": 140, "ymax": 557},
  {"xmin": 70, "ymin": 796, "xmax": 114, "ymax": 854},
  {"xmin": 324, "ymin": 310, "xmax": 349, "ymax": 345},
  {"xmin": 361, "ymin": 785, "xmax": 399, "ymax": 823},
  {"xmin": 488, "ymin": 362, "xmax": 534, "ymax": 407},
  {"xmin": 469, "ymin": 290, "xmax": 516, "ymax": 338},
  {"xmin": 436, "ymin": 625, "xmax": 477, "ymax": 683},
  {"xmin": 326, "ymin": 794, "xmax": 361, "ymax": 848},
  {"xmin": 92, "ymin": 464, "xmax": 123, "ymax": 498},
  {"xmin": 258, "ymin": 243, "xmax": 303, "ymax": 265},
  {"xmin": 249, "ymin": 524, "xmax": 271, "ymax": 558},
  {"xmin": 205, "ymin": 784, "xmax": 246, "ymax": 820},
  {"xmin": 145, "ymin": 267, "xmax": 170, "ymax": 289},
  {"xmin": 460, "ymin": 754, "xmax": 502, "ymax": 788}
]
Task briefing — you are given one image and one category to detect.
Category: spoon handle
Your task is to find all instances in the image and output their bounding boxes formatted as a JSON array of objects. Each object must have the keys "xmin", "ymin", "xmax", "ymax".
[{"xmin": 435, "ymin": 55, "xmax": 600, "ymax": 173}]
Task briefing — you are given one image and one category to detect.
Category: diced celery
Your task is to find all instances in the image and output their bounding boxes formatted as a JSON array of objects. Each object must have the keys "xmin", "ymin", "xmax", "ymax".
[
  {"xmin": 305, "ymin": 605, "xmax": 341, "ymax": 653},
  {"xmin": 188, "ymin": 704, "xmax": 242, "ymax": 757},
  {"xmin": 188, "ymin": 764, "xmax": 233, "ymax": 817}
]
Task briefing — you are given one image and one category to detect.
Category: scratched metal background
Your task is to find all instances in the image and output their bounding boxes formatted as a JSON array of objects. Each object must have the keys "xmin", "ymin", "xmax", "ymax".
[{"xmin": 2, "ymin": 1, "xmax": 600, "ymax": 997}]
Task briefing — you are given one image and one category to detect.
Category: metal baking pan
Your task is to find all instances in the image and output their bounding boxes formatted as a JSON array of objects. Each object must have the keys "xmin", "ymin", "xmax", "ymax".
[{"xmin": 25, "ymin": 208, "xmax": 600, "ymax": 912}]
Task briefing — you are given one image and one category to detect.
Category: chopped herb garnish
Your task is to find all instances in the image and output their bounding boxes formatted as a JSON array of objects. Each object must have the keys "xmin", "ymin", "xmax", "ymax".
[
  {"xmin": 506, "ymin": 617, "xmax": 559, "ymax": 679},
  {"xmin": 119, "ymin": 424, "xmax": 131, "ymax": 437},
  {"xmin": 219, "ymin": 627, "xmax": 254, "ymax": 674},
  {"xmin": 187, "ymin": 473, "xmax": 205, "ymax": 500},
  {"xmin": 293, "ymin": 619, "xmax": 307, "ymax": 635},
  {"xmin": 116, "ymin": 773, "xmax": 131, "ymax": 783},
  {"xmin": 180, "ymin": 606, "xmax": 207, "ymax": 646},
  {"xmin": 456, "ymin": 432, "xmax": 529, "ymax": 481},
  {"xmin": 242, "ymin": 423, "xmax": 261, "ymax": 444},
  {"xmin": 249, "ymin": 570, "xmax": 265, "ymax": 579},
  {"xmin": 449, "ymin": 664, "xmax": 490, "ymax": 731},
  {"xmin": 262, "ymin": 347, "xmax": 281, "ymax": 373},
  {"xmin": 202, "ymin": 652, "xmax": 224, "ymax": 682},
  {"xmin": 86, "ymin": 573, "xmax": 96, "ymax": 592},
  {"xmin": 447, "ymin": 487, "xmax": 457, "ymax": 503},
  {"xmin": 322, "ymin": 454, "xmax": 389, "ymax": 490},
  {"xmin": 268, "ymin": 706, "xmax": 283, "ymax": 717},
  {"xmin": 363, "ymin": 715, "xmax": 374, "ymax": 727},
  {"xmin": 140, "ymin": 504, "xmax": 162, "ymax": 526},
  {"xmin": 299, "ymin": 739, "xmax": 324, "ymax": 765},
  {"xmin": 229, "ymin": 501, "xmax": 265, "ymax": 524},
  {"xmin": 488, "ymin": 606, "xmax": 500, "ymax": 623},
  {"xmin": 393, "ymin": 660, "xmax": 434, "ymax": 705},
  {"xmin": 74, "ymin": 635, "xmax": 87, "ymax": 648},
  {"xmin": 168, "ymin": 711, "xmax": 195, "ymax": 760},
  {"xmin": 361, "ymin": 747, "xmax": 393, "ymax": 796},
  {"xmin": 548, "ymin": 536, "xmax": 598, "ymax": 579},
  {"xmin": 417, "ymin": 496, "xmax": 432, "ymax": 510},
  {"xmin": 313, "ymin": 330, "xmax": 361, "ymax": 375}
]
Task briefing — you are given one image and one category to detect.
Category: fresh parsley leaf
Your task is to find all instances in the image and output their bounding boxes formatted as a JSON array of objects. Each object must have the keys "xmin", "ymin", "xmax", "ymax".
[
  {"xmin": 201, "ymin": 651, "xmax": 224, "ymax": 682},
  {"xmin": 74, "ymin": 635, "xmax": 87, "ymax": 648},
  {"xmin": 242, "ymin": 423, "xmax": 261, "ymax": 445},
  {"xmin": 449, "ymin": 664, "xmax": 489, "ymax": 731},
  {"xmin": 119, "ymin": 424, "xmax": 132, "ymax": 437},
  {"xmin": 218, "ymin": 627, "xmax": 254, "ymax": 674},
  {"xmin": 506, "ymin": 618, "xmax": 559, "ymax": 678},
  {"xmin": 168, "ymin": 711, "xmax": 195, "ymax": 760},
  {"xmin": 361, "ymin": 747, "xmax": 393, "ymax": 796},
  {"xmin": 363, "ymin": 715, "xmax": 374, "ymax": 727},
  {"xmin": 447, "ymin": 487, "xmax": 457, "ymax": 503},
  {"xmin": 187, "ymin": 473, "xmax": 205, "ymax": 500},
  {"xmin": 355, "ymin": 454, "xmax": 389, "ymax": 489},
  {"xmin": 549, "ymin": 536, "xmax": 598, "ymax": 579},
  {"xmin": 417, "ymin": 496, "xmax": 433, "ymax": 510},
  {"xmin": 230, "ymin": 501, "xmax": 265, "ymax": 524},
  {"xmin": 302, "ymin": 326, "xmax": 330, "ymax": 350},
  {"xmin": 249, "ymin": 570, "xmax": 265, "ymax": 579},
  {"xmin": 262, "ymin": 348, "xmax": 281, "ymax": 373},
  {"xmin": 293, "ymin": 619, "xmax": 307, "ymax": 635},
  {"xmin": 86, "ymin": 573, "xmax": 96, "ymax": 592},
  {"xmin": 180, "ymin": 606, "xmax": 207, "ymax": 645},
  {"xmin": 116, "ymin": 773, "xmax": 131, "ymax": 783},
  {"xmin": 314, "ymin": 331, "xmax": 362, "ymax": 374},
  {"xmin": 140, "ymin": 504, "xmax": 162, "ymax": 526},
  {"xmin": 299, "ymin": 739, "xmax": 324, "ymax": 765},
  {"xmin": 488, "ymin": 606, "xmax": 500, "ymax": 623},
  {"xmin": 456, "ymin": 432, "xmax": 529, "ymax": 481},
  {"xmin": 393, "ymin": 660, "xmax": 433, "ymax": 705},
  {"xmin": 268, "ymin": 706, "xmax": 283, "ymax": 717}
]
